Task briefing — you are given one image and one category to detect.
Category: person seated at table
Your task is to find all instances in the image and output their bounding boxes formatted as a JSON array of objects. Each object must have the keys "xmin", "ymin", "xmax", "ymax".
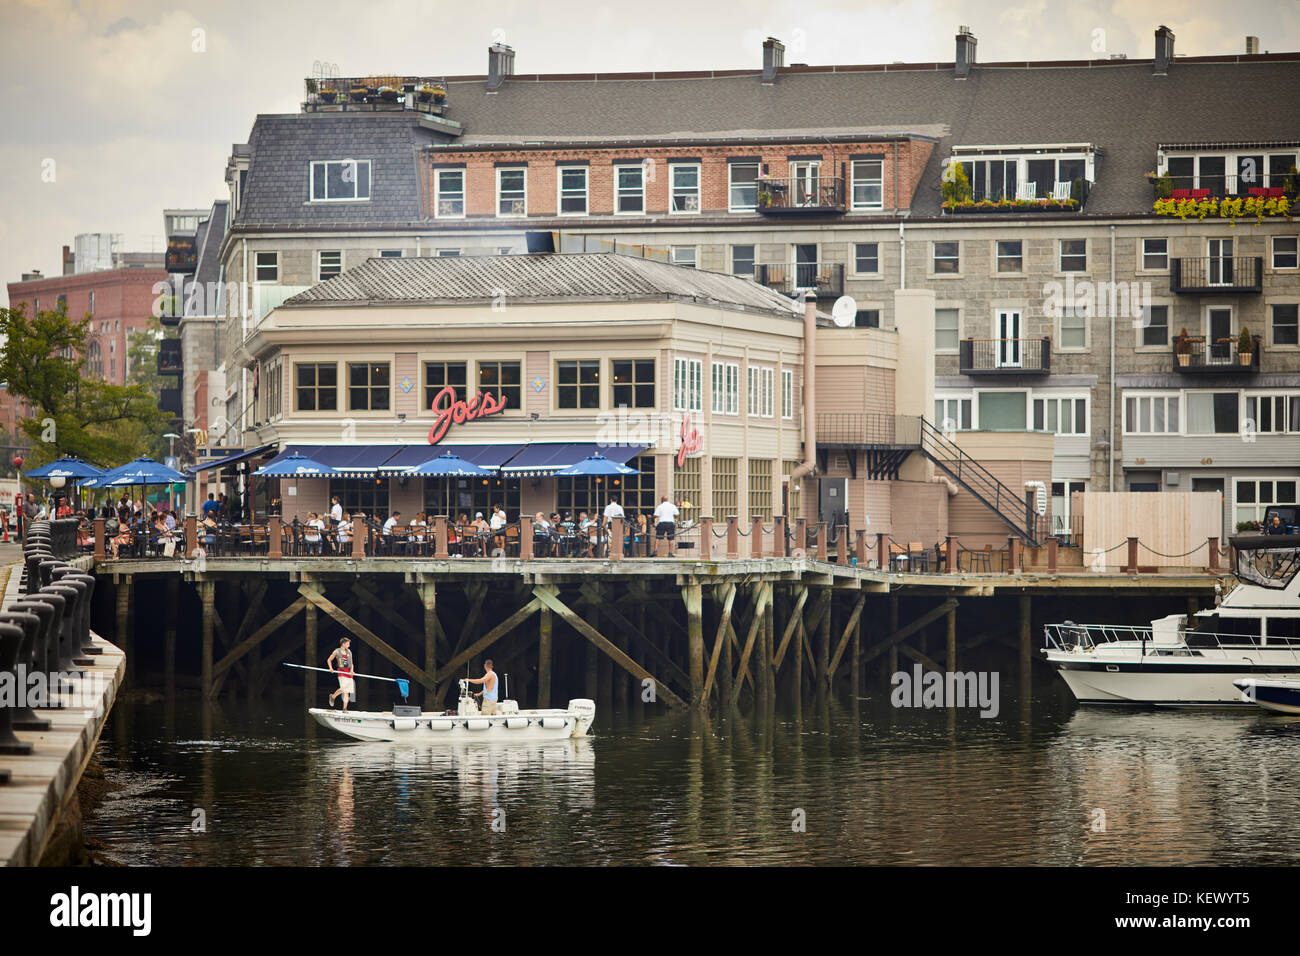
[
  {"xmin": 109, "ymin": 513, "xmax": 134, "ymax": 558},
  {"xmin": 409, "ymin": 512, "xmax": 428, "ymax": 553},
  {"xmin": 303, "ymin": 512, "xmax": 324, "ymax": 555},
  {"xmin": 380, "ymin": 511, "xmax": 402, "ymax": 554},
  {"xmin": 336, "ymin": 515, "xmax": 352, "ymax": 551},
  {"xmin": 533, "ymin": 511, "xmax": 554, "ymax": 556}
]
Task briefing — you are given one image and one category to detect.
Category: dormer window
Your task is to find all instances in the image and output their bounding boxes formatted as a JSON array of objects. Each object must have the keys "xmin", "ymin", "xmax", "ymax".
[
  {"xmin": 310, "ymin": 160, "xmax": 372, "ymax": 202},
  {"xmin": 947, "ymin": 144, "xmax": 1097, "ymax": 205},
  {"xmin": 1159, "ymin": 144, "xmax": 1298, "ymax": 196}
]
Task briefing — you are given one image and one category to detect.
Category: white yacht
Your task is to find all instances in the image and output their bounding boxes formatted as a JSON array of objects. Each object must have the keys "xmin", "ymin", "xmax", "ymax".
[{"xmin": 1044, "ymin": 534, "xmax": 1300, "ymax": 707}]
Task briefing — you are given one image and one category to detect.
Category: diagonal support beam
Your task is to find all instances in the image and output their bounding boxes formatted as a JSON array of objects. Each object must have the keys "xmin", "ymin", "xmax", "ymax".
[
  {"xmin": 861, "ymin": 598, "xmax": 959, "ymax": 664},
  {"xmin": 827, "ymin": 593, "xmax": 867, "ymax": 681},
  {"xmin": 772, "ymin": 586, "xmax": 810, "ymax": 671},
  {"xmin": 729, "ymin": 583, "xmax": 771, "ymax": 709},
  {"xmin": 434, "ymin": 598, "xmax": 542, "ymax": 685},
  {"xmin": 581, "ymin": 583, "xmax": 689, "ymax": 691},
  {"xmin": 299, "ymin": 585, "xmax": 436, "ymax": 692},
  {"xmin": 702, "ymin": 583, "xmax": 736, "ymax": 701},
  {"xmin": 211, "ymin": 597, "xmax": 307, "ymax": 692}
]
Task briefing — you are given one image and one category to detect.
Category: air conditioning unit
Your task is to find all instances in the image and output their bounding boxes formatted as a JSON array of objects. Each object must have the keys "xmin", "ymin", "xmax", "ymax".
[
  {"xmin": 510, "ymin": 199, "xmax": 526, "ymax": 215},
  {"xmin": 437, "ymin": 199, "xmax": 462, "ymax": 217},
  {"xmin": 684, "ymin": 195, "xmax": 700, "ymax": 212}
]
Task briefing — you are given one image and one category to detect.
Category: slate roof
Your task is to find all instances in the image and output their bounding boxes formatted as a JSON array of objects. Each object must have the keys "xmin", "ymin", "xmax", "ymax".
[
  {"xmin": 233, "ymin": 51, "xmax": 1300, "ymax": 225},
  {"xmin": 280, "ymin": 252, "xmax": 802, "ymax": 316},
  {"xmin": 183, "ymin": 200, "xmax": 228, "ymax": 317}
]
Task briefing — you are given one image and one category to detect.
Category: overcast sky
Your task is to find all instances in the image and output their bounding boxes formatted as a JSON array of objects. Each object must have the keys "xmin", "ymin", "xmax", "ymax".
[{"xmin": 2, "ymin": 0, "xmax": 1298, "ymax": 306}]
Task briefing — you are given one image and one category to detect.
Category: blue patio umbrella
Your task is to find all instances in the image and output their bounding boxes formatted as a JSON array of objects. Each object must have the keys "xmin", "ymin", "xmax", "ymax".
[
  {"xmin": 406, "ymin": 452, "xmax": 493, "ymax": 477},
  {"xmin": 552, "ymin": 453, "xmax": 637, "ymax": 477},
  {"xmin": 25, "ymin": 457, "xmax": 105, "ymax": 481},
  {"xmin": 253, "ymin": 454, "xmax": 340, "ymax": 519},
  {"xmin": 99, "ymin": 457, "xmax": 189, "ymax": 487}
]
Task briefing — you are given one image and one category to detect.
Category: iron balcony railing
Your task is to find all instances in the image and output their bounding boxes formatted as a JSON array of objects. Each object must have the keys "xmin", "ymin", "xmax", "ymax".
[
  {"xmin": 1172, "ymin": 335, "xmax": 1262, "ymax": 373},
  {"xmin": 942, "ymin": 181, "xmax": 1089, "ymax": 212},
  {"xmin": 1170, "ymin": 257, "xmax": 1263, "ymax": 294},
  {"xmin": 959, "ymin": 338, "xmax": 1051, "ymax": 375},
  {"xmin": 755, "ymin": 262, "xmax": 844, "ymax": 299},
  {"xmin": 757, "ymin": 177, "xmax": 846, "ymax": 214},
  {"xmin": 158, "ymin": 339, "xmax": 182, "ymax": 376},
  {"xmin": 816, "ymin": 413, "xmax": 922, "ymax": 447}
]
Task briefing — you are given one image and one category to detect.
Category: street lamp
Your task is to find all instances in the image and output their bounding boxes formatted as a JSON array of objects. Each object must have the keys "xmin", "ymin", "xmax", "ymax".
[
  {"xmin": 163, "ymin": 432, "xmax": 181, "ymax": 513},
  {"xmin": 11, "ymin": 455, "xmax": 22, "ymax": 540}
]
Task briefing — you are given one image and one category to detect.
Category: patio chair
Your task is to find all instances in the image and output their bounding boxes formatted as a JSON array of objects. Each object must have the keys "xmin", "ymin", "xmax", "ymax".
[
  {"xmin": 968, "ymin": 545, "xmax": 992, "ymax": 573},
  {"xmin": 1052, "ymin": 181, "xmax": 1072, "ymax": 201},
  {"xmin": 504, "ymin": 525, "xmax": 520, "ymax": 558},
  {"xmin": 888, "ymin": 542, "xmax": 907, "ymax": 572},
  {"xmin": 1016, "ymin": 181, "xmax": 1037, "ymax": 201},
  {"xmin": 907, "ymin": 542, "xmax": 929, "ymax": 572}
]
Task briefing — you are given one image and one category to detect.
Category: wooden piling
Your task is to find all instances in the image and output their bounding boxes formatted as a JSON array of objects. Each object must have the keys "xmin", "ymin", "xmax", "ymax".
[
  {"xmin": 200, "ymin": 579, "xmax": 215, "ymax": 698},
  {"xmin": 684, "ymin": 583, "xmax": 704, "ymax": 707},
  {"xmin": 116, "ymin": 576, "xmax": 133, "ymax": 686},
  {"xmin": 817, "ymin": 587, "xmax": 830, "ymax": 689},
  {"xmin": 163, "ymin": 576, "xmax": 178, "ymax": 698},
  {"xmin": 887, "ymin": 593, "xmax": 899, "ymax": 678},
  {"xmin": 851, "ymin": 591, "xmax": 862, "ymax": 699},
  {"xmin": 420, "ymin": 581, "xmax": 437, "ymax": 709},
  {"xmin": 537, "ymin": 604, "xmax": 552, "ymax": 708},
  {"xmin": 304, "ymin": 599, "xmax": 318, "ymax": 703},
  {"xmin": 946, "ymin": 603, "xmax": 956, "ymax": 671},
  {"xmin": 1019, "ymin": 593, "xmax": 1032, "ymax": 688}
]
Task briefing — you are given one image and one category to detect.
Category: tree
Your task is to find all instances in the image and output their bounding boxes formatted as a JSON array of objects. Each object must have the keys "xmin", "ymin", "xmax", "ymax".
[{"xmin": 0, "ymin": 302, "xmax": 168, "ymax": 469}]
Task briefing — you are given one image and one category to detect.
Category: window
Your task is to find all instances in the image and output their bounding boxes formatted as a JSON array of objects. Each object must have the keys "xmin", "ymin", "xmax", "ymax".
[
  {"xmin": 1142, "ymin": 238, "xmax": 1169, "ymax": 271},
  {"xmin": 854, "ymin": 243, "xmax": 879, "ymax": 275},
  {"xmin": 348, "ymin": 362, "xmax": 390, "ymax": 411},
  {"xmin": 850, "ymin": 159, "xmax": 883, "ymax": 210},
  {"xmin": 935, "ymin": 308, "xmax": 960, "ymax": 352},
  {"xmin": 731, "ymin": 245, "xmax": 756, "ymax": 278},
  {"xmin": 1164, "ymin": 150, "xmax": 1298, "ymax": 193},
  {"xmin": 1124, "ymin": 394, "xmax": 1180, "ymax": 434},
  {"xmin": 1245, "ymin": 394, "xmax": 1300, "ymax": 433},
  {"xmin": 1059, "ymin": 304, "xmax": 1088, "ymax": 350},
  {"xmin": 1275, "ymin": 237, "xmax": 1299, "ymax": 270},
  {"xmin": 88, "ymin": 291, "xmax": 95, "ymax": 315},
  {"xmin": 712, "ymin": 457, "xmax": 738, "ymax": 518},
  {"xmin": 675, "ymin": 456, "xmax": 701, "ymax": 512},
  {"xmin": 670, "ymin": 246, "xmax": 697, "ymax": 268},
  {"xmin": 265, "ymin": 358, "xmax": 282, "ymax": 420},
  {"xmin": 478, "ymin": 361, "xmax": 521, "ymax": 410},
  {"xmin": 310, "ymin": 160, "xmax": 371, "ymax": 201},
  {"xmin": 854, "ymin": 310, "xmax": 880, "ymax": 329},
  {"xmin": 380, "ymin": 250, "xmax": 404, "ymax": 258},
  {"xmin": 960, "ymin": 158, "xmax": 1017, "ymax": 201},
  {"xmin": 935, "ymin": 397, "xmax": 972, "ymax": 431},
  {"xmin": 1186, "ymin": 391, "xmax": 1239, "ymax": 434},
  {"xmin": 782, "ymin": 368, "xmax": 794, "ymax": 419},
  {"xmin": 611, "ymin": 359, "xmax": 655, "ymax": 409},
  {"xmin": 932, "ymin": 241, "xmax": 959, "ymax": 274},
  {"xmin": 1235, "ymin": 478, "xmax": 1299, "ymax": 527},
  {"xmin": 437, "ymin": 249, "xmax": 460, "ymax": 257},
  {"xmin": 496, "ymin": 167, "xmax": 527, "ymax": 217},
  {"xmin": 748, "ymin": 366, "xmax": 774, "ymax": 417},
  {"xmin": 1033, "ymin": 396, "xmax": 1088, "ymax": 435},
  {"xmin": 728, "ymin": 161, "xmax": 759, "ymax": 211},
  {"xmin": 614, "ymin": 164, "xmax": 645, "ymax": 214},
  {"xmin": 295, "ymin": 362, "xmax": 337, "ymax": 411},
  {"xmin": 976, "ymin": 391, "xmax": 1027, "ymax": 431},
  {"xmin": 1273, "ymin": 304, "xmax": 1299, "ymax": 346},
  {"xmin": 424, "ymin": 360, "xmax": 467, "ymax": 409},
  {"xmin": 558, "ymin": 166, "xmax": 588, "ymax": 215},
  {"xmin": 995, "ymin": 240, "xmax": 1023, "ymax": 273},
  {"xmin": 558, "ymin": 454, "xmax": 654, "ymax": 516},
  {"xmin": 254, "ymin": 252, "xmax": 278, "ymax": 282},
  {"xmin": 557, "ymin": 360, "xmax": 600, "ymax": 409},
  {"xmin": 330, "ymin": 479, "xmax": 389, "ymax": 518},
  {"xmin": 318, "ymin": 251, "xmax": 342, "ymax": 281},
  {"xmin": 711, "ymin": 361, "xmax": 739, "ymax": 415},
  {"xmin": 670, "ymin": 164, "xmax": 701, "ymax": 213},
  {"xmin": 1141, "ymin": 305, "xmax": 1170, "ymax": 347},
  {"xmin": 674, "ymin": 357, "xmax": 702, "ymax": 413},
  {"xmin": 748, "ymin": 459, "xmax": 774, "ymax": 520},
  {"xmin": 1060, "ymin": 239, "xmax": 1087, "ymax": 272},
  {"xmin": 434, "ymin": 168, "xmax": 465, "ymax": 218}
]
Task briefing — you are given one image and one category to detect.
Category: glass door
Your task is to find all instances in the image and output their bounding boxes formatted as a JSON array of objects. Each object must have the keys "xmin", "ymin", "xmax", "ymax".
[
  {"xmin": 997, "ymin": 310, "xmax": 1022, "ymax": 367},
  {"xmin": 1207, "ymin": 307, "xmax": 1233, "ymax": 364},
  {"xmin": 1208, "ymin": 238, "xmax": 1234, "ymax": 286},
  {"xmin": 790, "ymin": 161, "xmax": 820, "ymax": 206},
  {"xmin": 794, "ymin": 243, "xmax": 818, "ymax": 290}
]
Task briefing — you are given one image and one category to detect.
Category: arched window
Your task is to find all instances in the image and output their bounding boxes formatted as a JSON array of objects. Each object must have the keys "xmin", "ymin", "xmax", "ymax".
[{"xmin": 86, "ymin": 339, "xmax": 103, "ymax": 379}]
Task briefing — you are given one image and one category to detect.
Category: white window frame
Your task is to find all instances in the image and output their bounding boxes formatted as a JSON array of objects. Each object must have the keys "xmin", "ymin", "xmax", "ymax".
[
  {"xmin": 433, "ymin": 168, "xmax": 465, "ymax": 219},
  {"xmin": 1140, "ymin": 238, "xmax": 1169, "ymax": 272},
  {"xmin": 254, "ymin": 251, "xmax": 278, "ymax": 283},
  {"xmin": 931, "ymin": 240, "xmax": 960, "ymax": 276},
  {"xmin": 674, "ymin": 356, "xmax": 702, "ymax": 413},
  {"xmin": 1233, "ymin": 476, "xmax": 1300, "ymax": 527},
  {"xmin": 850, "ymin": 159, "xmax": 883, "ymax": 211},
  {"xmin": 728, "ymin": 161, "xmax": 760, "ymax": 212},
  {"xmin": 852, "ymin": 242, "xmax": 880, "ymax": 276},
  {"xmin": 1273, "ymin": 236, "xmax": 1299, "ymax": 271},
  {"xmin": 781, "ymin": 368, "xmax": 794, "ymax": 419},
  {"xmin": 994, "ymin": 239, "xmax": 1024, "ymax": 274},
  {"xmin": 934, "ymin": 394, "xmax": 973, "ymax": 432},
  {"xmin": 557, "ymin": 165, "xmax": 588, "ymax": 216},
  {"xmin": 1058, "ymin": 238, "xmax": 1088, "ymax": 273},
  {"xmin": 725, "ymin": 362, "xmax": 739, "ymax": 415},
  {"xmin": 1057, "ymin": 303, "xmax": 1089, "ymax": 352},
  {"xmin": 710, "ymin": 360, "xmax": 740, "ymax": 415},
  {"xmin": 934, "ymin": 307, "xmax": 961, "ymax": 354},
  {"xmin": 1135, "ymin": 302, "xmax": 1173, "ymax": 351},
  {"xmin": 1244, "ymin": 392, "xmax": 1300, "ymax": 434},
  {"xmin": 614, "ymin": 163, "xmax": 645, "ymax": 215},
  {"xmin": 971, "ymin": 388, "xmax": 1032, "ymax": 431},
  {"xmin": 317, "ymin": 250, "xmax": 342, "ymax": 281},
  {"xmin": 669, "ymin": 163, "xmax": 701, "ymax": 214},
  {"xmin": 747, "ymin": 366, "xmax": 774, "ymax": 418},
  {"xmin": 496, "ymin": 167, "xmax": 527, "ymax": 218},
  {"xmin": 1123, "ymin": 392, "xmax": 1181, "ymax": 435},
  {"xmin": 950, "ymin": 146, "xmax": 1096, "ymax": 200},
  {"xmin": 309, "ymin": 160, "xmax": 372, "ymax": 202},
  {"xmin": 670, "ymin": 246, "xmax": 697, "ymax": 268},
  {"xmin": 1160, "ymin": 149, "xmax": 1299, "ymax": 193},
  {"xmin": 1184, "ymin": 389, "xmax": 1242, "ymax": 436},
  {"xmin": 1271, "ymin": 302, "xmax": 1300, "ymax": 348},
  {"xmin": 730, "ymin": 244, "xmax": 756, "ymax": 278},
  {"xmin": 1032, "ymin": 393, "xmax": 1090, "ymax": 436},
  {"xmin": 379, "ymin": 249, "xmax": 404, "ymax": 258}
]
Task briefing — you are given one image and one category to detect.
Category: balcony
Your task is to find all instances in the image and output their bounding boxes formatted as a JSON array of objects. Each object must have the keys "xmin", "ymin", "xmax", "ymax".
[
  {"xmin": 755, "ymin": 262, "xmax": 844, "ymax": 300},
  {"xmin": 159, "ymin": 388, "xmax": 182, "ymax": 418},
  {"xmin": 757, "ymin": 177, "xmax": 845, "ymax": 215},
  {"xmin": 942, "ymin": 182, "xmax": 1089, "ymax": 214},
  {"xmin": 158, "ymin": 339, "xmax": 182, "ymax": 376},
  {"xmin": 959, "ymin": 338, "xmax": 1051, "ymax": 376},
  {"xmin": 1170, "ymin": 257, "xmax": 1263, "ymax": 294},
  {"xmin": 1173, "ymin": 336, "xmax": 1262, "ymax": 375},
  {"xmin": 817, "ymin": 414, "xmax": 921, "ymax": 448}
]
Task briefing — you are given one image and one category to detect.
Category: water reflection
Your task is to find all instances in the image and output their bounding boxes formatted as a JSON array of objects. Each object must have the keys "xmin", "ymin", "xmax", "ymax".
[{"xmin": 84, "ymin": 693, "xmax": 1300, "ymax": 866}]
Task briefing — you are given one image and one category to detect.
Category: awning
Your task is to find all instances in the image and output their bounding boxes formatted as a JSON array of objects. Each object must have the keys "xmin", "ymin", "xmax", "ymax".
[
  {"xmin": 499, "ymin": 442, "xmax": 649, "ymax": 477},
  {"xmin": 376, "ymin": 443, "xmax": 527, "ymax": 476},
  {"xmin": 260, "ymin": 444, "xmax": 404, "ymax": 479},
  {"xmin": 190, "ymin": 444, "xmax": 276, "ymax": 474}
]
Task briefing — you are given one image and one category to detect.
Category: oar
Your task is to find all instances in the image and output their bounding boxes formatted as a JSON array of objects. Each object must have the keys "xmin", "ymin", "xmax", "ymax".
[{"xmin": 282, "ymin": 662, "xmax": 410, "ymax": 698}]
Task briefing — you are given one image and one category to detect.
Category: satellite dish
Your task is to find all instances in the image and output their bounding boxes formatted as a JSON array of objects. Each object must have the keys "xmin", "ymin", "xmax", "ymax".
[{"xmin": 831, "ymin": 295, "xmax": 857, "ymax": 328}]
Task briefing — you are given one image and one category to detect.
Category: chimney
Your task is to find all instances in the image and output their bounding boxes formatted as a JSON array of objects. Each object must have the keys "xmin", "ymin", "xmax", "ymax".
[
  {"xmin": 762, "ymin": 37, "xmax": 785, "ymax": 83},
  {"xmin": 487, "ymin": 43, "xmax": 515, "ymax": 92},
  {"xmin": 955, "ymin": 26, "xmax": 976, "ymax": 79},
  {"xmin": 1245, "ymin": 35, "xmax": 1260, "ymax": 55},
  {"xmin": 21, "ymin": 270, "xmax": 43, "ymax": 281},
  {"xmin": 62, "ymin": 245, "xmax": 74, "ymax": 276},
  {"xmin": 1154, "ymin": 25, "xmax": 1175, "ymax": 74}
]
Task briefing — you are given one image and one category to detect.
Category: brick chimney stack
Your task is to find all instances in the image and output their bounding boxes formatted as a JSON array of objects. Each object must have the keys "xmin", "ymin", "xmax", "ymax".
[
  {"xmin": 1154, "ymin": 25, "xmax": 1175, "ymax": 75},
  {"xmin": 956, "ymin": 26, "xmax": 977, "ymax": 79},
  {"xmin": 762, "ymin": 37, "xmax": 785, "ymax": 83}
]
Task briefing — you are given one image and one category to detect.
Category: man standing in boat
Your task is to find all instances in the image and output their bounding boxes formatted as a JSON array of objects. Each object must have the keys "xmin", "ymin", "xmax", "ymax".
[
  {"xmin": 327, "ymin": 637, "xmax": 356, "ymax": 712},
  {"xmin": 466, "ymin": 659, "xmax": 498, "ymax": 714}
]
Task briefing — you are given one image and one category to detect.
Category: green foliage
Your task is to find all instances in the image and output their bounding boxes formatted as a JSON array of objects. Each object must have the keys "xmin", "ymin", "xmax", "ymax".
[
  {"xmin": 940, "ymin": 161, "xmax": 972, "ymax": 204},
  {"xmin": 1155, "ymin": 171, "xmax": 1174, "ymax": 200},
  {"xmin": 0, "ymin": 302, "xmax": 168, "ymax": 469},
  {"xmin": 1239, "ymin": 326, "xmax": 1254, "ymax": 354}
]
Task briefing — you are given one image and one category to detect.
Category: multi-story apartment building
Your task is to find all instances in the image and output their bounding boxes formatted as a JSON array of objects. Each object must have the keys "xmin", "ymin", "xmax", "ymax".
[{"xmin": 219, "ymin": 26, "xmax": 1300, "ymax": 537}]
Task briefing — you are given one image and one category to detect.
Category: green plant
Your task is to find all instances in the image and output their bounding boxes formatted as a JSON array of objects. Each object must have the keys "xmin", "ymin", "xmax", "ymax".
[
  {"xmin": 940, "ymin": 161, "xmax": 972, "ymax": 204},
  {"xmin": 305, "ymin": 78, "xmax": 318, "ymax": 94},
  {"xmin": 1235, "ymin": 520, "xmax": 1261, "ymax": 533},
  {"xmin": 1175, "ymin": 328, "xmax": 1192, "ymax": 355},
  {"xmin": 1284, "ymin": 165, "xmax": 1299, "ymax": 203},
  {"xmin": 1155, "ymin": 171, "xmax": 1173, "ymax": 200},
  {"xmin": 1239, "ymin": 326, "xmax": 1253, "ymax": 354},
  {"xmin": 757, "ymin": 190, "xmax": 773, "ymax": 207}
]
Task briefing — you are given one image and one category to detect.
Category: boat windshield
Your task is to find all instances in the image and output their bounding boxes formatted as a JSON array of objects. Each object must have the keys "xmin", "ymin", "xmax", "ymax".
[{"xmin": 1232, "ymin": 535, "xmax": 1300, "ymax": 589}]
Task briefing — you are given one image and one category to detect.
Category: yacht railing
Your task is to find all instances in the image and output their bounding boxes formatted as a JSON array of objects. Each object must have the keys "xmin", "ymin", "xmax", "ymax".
[{"xmin": 1044, "ymin": 622, "xmax": 1300, "ymax": 657}]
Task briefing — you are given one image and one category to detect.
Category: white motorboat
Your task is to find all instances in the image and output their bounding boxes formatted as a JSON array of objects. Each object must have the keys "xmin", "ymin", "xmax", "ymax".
[
  {"xmin": 1233, "ymin": 677, "xmax": 1300, "ymax": 714},
  {"xmin": 310, "ymin": 679, "xmax": 596, "ymax": 742},
  {"xmin": 1044, "ymin": 533, "xmax": 1300, "ymax": 707}
]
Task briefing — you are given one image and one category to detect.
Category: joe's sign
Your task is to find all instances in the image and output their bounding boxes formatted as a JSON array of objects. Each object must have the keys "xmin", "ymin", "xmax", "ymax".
[
  {"xmin": 676, "ymin": 413, "xmax": 703, "ymax": 467},
  {"xmin": 428, "ymin": 386, "xmax": 507, "ymax": 445}
]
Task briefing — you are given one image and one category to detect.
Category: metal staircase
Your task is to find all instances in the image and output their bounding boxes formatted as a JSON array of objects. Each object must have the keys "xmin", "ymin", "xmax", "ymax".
[{"xmin": 915, "ymin": 417, "xmax": 1040, "ymax": 546}]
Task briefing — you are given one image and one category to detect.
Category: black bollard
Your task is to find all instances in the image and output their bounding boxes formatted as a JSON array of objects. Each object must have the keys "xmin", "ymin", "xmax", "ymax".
[
  {"xmin": 51, "ymin": 570, "xmax": 99, "ymax": 657},
  {"xmin": 43, "ymin": 584, "xmax": 84, "ymax": 674},
  {"xmin": 0, "ymin": 611, "xmax": 52, "ymax": 730},
  {"xmin": 0, "ymin": 622, "xmax": 34, "ymax": 755}
]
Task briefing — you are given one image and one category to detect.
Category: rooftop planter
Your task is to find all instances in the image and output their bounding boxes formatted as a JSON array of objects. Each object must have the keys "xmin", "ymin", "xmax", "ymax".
[
  {"xmin": 1153, "ymin": 196, "xmax": 1293, "ymax": 224},
  {"xmin": 942, "ymin": 197, "xmax": 1080, "ymax": 214}
]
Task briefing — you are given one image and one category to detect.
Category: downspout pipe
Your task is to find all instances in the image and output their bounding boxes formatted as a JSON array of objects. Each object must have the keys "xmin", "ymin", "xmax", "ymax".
[
  {"xmin": 1109, "ymin": 224, "xmax": 1116, "ymax": 491},
  {"xmin": 790, "ymin": 293, "xmax": 818, "ymax": 495}
]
